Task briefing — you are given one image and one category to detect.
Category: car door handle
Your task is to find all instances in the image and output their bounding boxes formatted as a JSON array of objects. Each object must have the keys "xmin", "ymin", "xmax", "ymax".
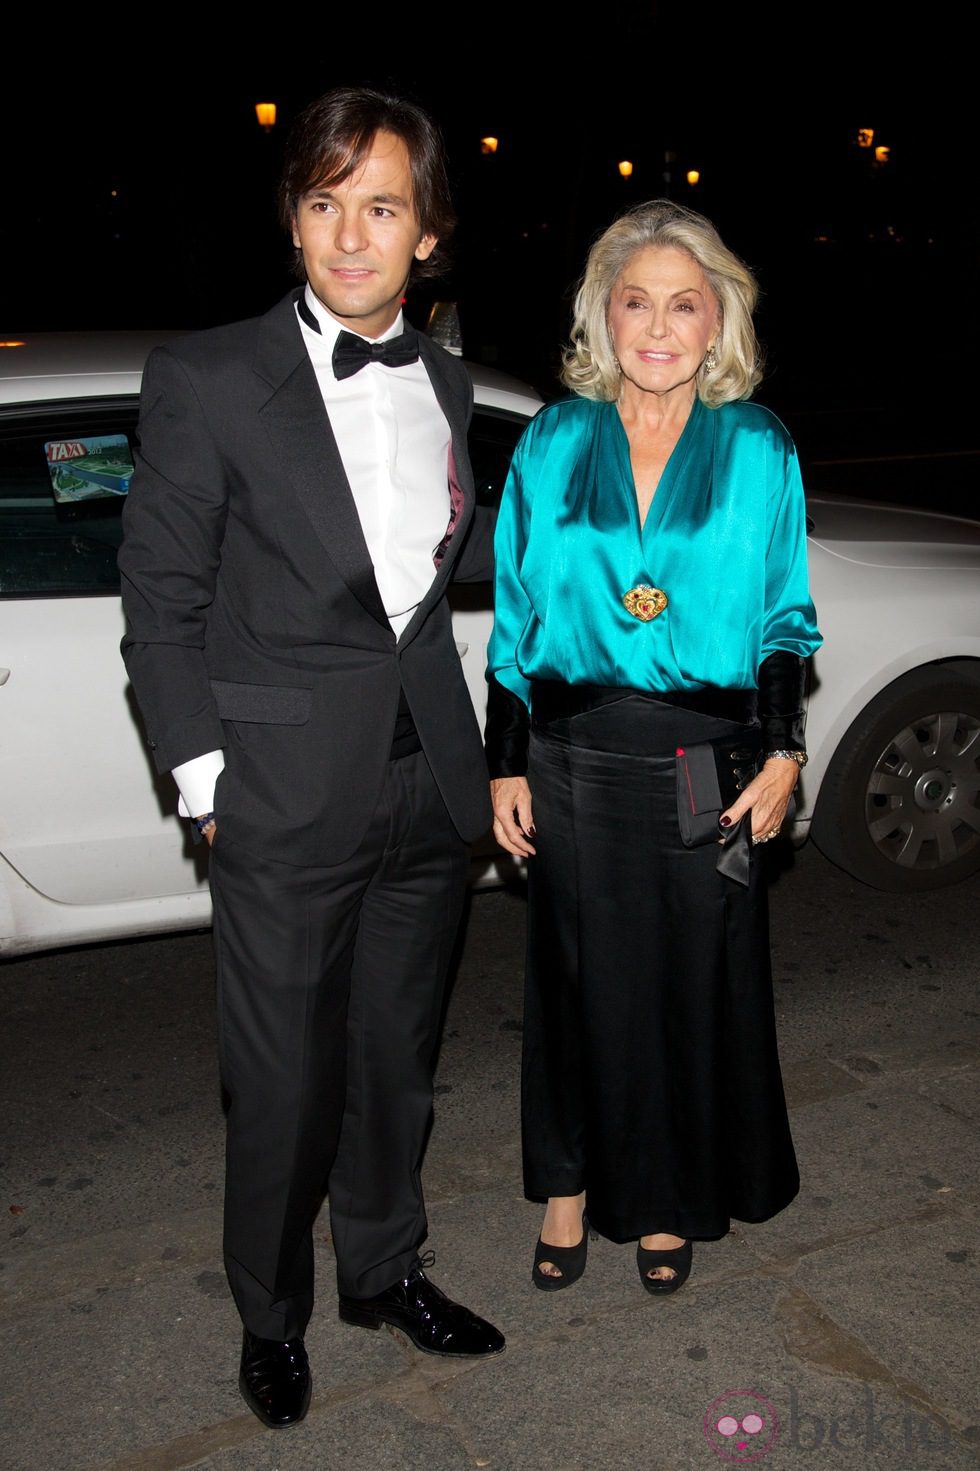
[{"xmin": 0, "ymin": 669, "xmax": 10, "ymax": 685}]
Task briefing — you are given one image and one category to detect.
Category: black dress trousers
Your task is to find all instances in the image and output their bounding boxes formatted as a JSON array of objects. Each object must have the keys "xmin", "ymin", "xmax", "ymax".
[
  {"xmin": 209, "ymin": 748, "xmax": 468, "ymax": 1340},
  {"xmin": 522, "ymin": 693, "xmax": 799, "ymax": 1244}
]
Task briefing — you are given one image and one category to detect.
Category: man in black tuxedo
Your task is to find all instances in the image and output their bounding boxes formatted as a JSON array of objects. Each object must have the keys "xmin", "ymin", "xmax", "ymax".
[{"xmin": 119, "ymin": 86, "xmax": 504, "ymax": 1429}]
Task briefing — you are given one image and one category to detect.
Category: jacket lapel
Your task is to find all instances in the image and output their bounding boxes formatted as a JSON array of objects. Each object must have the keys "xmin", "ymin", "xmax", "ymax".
[
  {"xmin": 253, "ymin": 292, "xmax": 390, "ymax": 630},
  {"xmin": 397, "ymin": 334, "xmax": 476, "ymax": 648},
  {"xmin": 250, "ymin": 294, "xmax": 475, "ymax": 644}
]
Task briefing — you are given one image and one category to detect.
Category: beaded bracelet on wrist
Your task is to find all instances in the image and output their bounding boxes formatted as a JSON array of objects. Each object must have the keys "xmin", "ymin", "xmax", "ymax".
[{"xmin": 765, "ymin": 749, "xmax": 808, "ymax": 768}]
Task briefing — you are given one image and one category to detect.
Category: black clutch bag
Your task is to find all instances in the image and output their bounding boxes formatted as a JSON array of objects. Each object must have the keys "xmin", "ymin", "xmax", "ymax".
[{"xmin": 675, "ymin": 735, "xmax": 763, "ymax": 848}]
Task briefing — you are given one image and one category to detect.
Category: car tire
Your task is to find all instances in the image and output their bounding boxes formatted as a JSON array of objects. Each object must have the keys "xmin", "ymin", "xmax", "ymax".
[{"xmin": 811, "ymin": 664, "xmax": 980, "ymax": 892}]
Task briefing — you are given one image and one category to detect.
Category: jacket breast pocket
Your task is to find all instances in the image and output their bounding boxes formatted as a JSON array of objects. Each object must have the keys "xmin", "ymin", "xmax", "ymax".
[{"xmin": 210, "ymin": 679, "xmax": 312, "ymax": 725}]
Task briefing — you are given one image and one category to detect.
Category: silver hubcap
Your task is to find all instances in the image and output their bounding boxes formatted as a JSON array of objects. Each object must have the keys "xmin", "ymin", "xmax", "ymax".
[{"xmin": 865, "ymin": 709, "xmax": 980, "ymax": 870}]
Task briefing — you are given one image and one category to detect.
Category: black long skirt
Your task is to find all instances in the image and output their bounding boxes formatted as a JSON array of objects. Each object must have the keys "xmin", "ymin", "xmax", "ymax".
[{"xmin": 522, "ymin": 692, "xmax": 799, "ymax": 1243}]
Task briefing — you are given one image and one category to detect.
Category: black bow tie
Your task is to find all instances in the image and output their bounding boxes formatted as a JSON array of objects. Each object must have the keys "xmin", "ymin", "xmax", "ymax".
[
  {"xmin": 296, "ymin": 295, "xmax": 420, "ymax": 380},
  {"xmin": 331, "ymin": 328, "xmax": 420, "ymax": 380}
]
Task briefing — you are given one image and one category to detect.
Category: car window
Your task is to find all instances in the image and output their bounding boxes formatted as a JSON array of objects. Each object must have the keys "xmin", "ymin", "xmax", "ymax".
[
  {"xmin": 0, "ymin": 399, "xmax": 139, "ymax": 598},
  {"xmin": 468, "ymin": 408, "xmax": 528, "ymax": 508},
  {"xmin": 0, "ymin": 398, "xmax": 529, "ymax": 598}
]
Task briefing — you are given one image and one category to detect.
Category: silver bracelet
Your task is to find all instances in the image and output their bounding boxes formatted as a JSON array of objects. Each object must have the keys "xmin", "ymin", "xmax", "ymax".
[{"xmin": 765, "ymin": 749, "xmax": 808, "ymax": 768}]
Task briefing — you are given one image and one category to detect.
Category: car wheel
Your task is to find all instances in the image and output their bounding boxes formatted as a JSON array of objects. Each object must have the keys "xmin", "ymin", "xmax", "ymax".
[{"xmin": 811, "ymin": 665, "xmax": 980, "ymax": 892}]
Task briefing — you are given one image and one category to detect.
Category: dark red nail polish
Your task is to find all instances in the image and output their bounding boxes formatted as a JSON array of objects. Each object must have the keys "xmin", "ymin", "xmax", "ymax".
[{"xmin": 719, "ymin": 815, "xmax": 732, "ymax": 828}]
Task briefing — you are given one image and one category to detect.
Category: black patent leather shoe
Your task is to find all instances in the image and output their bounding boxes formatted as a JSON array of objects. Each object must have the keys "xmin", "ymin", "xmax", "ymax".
[
  {"xmin": 239, "ymin": 1330, "xmax": 311, "ymax": 1427},
  {"xmin": 338, "ymin": 1254, "xmax": 505, "ymax": 1357}
]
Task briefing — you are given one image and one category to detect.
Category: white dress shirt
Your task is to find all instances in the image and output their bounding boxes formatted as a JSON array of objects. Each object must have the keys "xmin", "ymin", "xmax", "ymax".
[{"xmin": 173, "ymin": 286, "xmax": 452, "ymax": 819}]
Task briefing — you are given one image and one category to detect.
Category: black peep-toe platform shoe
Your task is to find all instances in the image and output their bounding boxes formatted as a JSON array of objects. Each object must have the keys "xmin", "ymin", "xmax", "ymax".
[
  {"xmin": 636, "ymin": 1238, "xmax": 693, "ymax": 1296},
  {"xmin": 532, "ymin": 1212, "xmax": 594, "ymax": 1292}
]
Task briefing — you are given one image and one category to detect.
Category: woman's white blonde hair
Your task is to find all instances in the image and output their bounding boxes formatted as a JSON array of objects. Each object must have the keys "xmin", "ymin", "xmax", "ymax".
[{"xmin": 561, "ymin": 200, "xmax": 762, "ymax": 406}]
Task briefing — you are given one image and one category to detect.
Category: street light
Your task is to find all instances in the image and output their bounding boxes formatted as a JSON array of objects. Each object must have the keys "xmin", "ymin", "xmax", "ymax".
[
  {"xmin": 686, "ymin": 169, "xmax": 700, "ymax": 186},
  {"xmin": 618, "ymin": 160, "xmax": 633, "ymax": 179},
  {"xmin": 481, "ymin": 137, "xmax": 499, "ymax": 154},
  {"xmin": 255, "ymin": 103, "xmax": 277, "ymax": 133}
]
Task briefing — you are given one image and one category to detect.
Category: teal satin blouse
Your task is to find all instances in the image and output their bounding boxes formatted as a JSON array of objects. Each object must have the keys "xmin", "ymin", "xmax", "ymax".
[{"xmin": 488, "ymin": 395, "xmax": 822, "ymax": 707}]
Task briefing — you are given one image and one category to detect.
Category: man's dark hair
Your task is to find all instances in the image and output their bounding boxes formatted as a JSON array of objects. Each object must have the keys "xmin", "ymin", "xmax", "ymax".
[{"xmin": 278, "ymin": 86, "xmax": 456, "ymax": 282}]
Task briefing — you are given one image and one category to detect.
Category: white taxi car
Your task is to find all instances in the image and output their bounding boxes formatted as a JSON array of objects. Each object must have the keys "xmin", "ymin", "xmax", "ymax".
[{"xmin": 2, "ymin": 334, "xmax": 979, "ymax": 954}]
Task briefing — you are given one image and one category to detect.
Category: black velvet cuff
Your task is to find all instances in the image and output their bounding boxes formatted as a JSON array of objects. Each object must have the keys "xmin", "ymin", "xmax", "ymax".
[
  {"xmin": 758, "ymin": 650, "xmax": 808, "ymax": 753},
  {"xmin": 484, "ymin": 674, "xmax": 530, "ymax": 778}
]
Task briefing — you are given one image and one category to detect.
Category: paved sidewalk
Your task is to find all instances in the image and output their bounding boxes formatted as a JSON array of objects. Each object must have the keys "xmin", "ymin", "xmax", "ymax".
[{"xmin": 1, "ymin": 845, "xmax": 978, "ymax": 1469}]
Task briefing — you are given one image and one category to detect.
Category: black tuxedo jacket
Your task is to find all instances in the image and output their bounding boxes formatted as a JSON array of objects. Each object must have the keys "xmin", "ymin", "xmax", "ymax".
[{"xmin": 119, "ymin": 291, "xmax": 494, "ymax": 866}]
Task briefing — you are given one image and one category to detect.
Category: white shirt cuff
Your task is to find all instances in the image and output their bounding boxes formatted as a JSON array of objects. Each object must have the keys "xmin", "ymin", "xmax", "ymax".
[{"xmin": 173, "ymin": 750, "xmax": 226, "ymax": 819}]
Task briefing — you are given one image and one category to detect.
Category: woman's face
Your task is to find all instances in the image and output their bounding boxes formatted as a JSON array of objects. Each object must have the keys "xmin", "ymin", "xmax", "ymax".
[{"xmin": 607, "ymin": 246, "xmax": 719, "ymax": 406}]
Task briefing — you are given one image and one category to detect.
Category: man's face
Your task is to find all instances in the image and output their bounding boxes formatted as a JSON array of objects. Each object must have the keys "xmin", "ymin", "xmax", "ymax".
[{"xmin": 291, "ymin": 130, "xmax": 437, "ymax": 339}]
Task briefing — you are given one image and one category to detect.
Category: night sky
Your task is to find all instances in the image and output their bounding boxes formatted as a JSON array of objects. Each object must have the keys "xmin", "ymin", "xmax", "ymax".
[{"xmin": 3, "ymin": 22, "xmax": 976, "ymax": 504}]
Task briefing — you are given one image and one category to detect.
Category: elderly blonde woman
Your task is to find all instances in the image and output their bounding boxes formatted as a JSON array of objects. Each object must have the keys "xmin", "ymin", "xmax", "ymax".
[{"xmin": 486, "ymin": 201, "xmax": 821, "ymax": 1295}]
